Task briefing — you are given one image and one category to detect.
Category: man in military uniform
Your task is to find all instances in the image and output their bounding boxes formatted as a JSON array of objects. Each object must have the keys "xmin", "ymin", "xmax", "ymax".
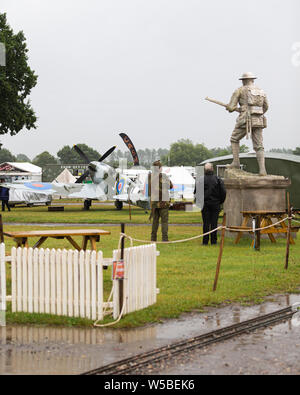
[
  {"xmin": 148, "ymin": 160, "xmax": 173, "ymax": 242},
  {"xmin": 226, "ymin": 72, "xmax": 269, "ymax": 176}
]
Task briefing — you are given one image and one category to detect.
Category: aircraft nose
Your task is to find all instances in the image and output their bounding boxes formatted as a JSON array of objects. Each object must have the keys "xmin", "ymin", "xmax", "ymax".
[{"xmin": 88, "ymin": 163, "xmax": 97, "ymax": 172}]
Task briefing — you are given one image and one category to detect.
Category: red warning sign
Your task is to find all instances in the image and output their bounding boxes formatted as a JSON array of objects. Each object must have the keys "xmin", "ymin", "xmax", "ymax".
[{"xmin": 112, "ymin": 260, "xmax": 124, "ymax": 280}]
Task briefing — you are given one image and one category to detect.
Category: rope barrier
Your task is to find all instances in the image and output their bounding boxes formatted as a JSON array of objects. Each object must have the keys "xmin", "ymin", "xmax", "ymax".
[
  {"xmin": 94, "ymin": 215, "xmax": 296, "ymax": 326},
  {"xmin": 118, "ymin": 216, "xmax": 294, "ymax": 246}
]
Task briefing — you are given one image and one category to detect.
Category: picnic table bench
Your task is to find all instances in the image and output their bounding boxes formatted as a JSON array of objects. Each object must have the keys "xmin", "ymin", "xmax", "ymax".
[
  {"xmin": 230, "ymin": 210, "xmax": 299, "ymax": 245},
  {"xmin": 3, "ymin": 229, "xmax": 111, "ymax": 251}
]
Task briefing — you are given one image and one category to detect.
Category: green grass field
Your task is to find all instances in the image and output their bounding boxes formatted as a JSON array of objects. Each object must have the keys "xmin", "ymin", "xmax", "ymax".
[
  {"xmin": 1, "ymin": 202, "xmax": 201, "ymax": 224},
  {"xmin": 3, "ymin": 206, "xmax": 300, "ymax": 328},
  {"xmin": 2, "ymin": 205, "xmax": 300, "ymax": 327}
]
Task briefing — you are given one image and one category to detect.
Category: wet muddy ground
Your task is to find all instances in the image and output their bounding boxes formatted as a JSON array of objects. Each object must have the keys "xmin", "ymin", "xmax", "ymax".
[{"xmin": 0, "ymin": 293, "xmax": 299, "ymax": 375}]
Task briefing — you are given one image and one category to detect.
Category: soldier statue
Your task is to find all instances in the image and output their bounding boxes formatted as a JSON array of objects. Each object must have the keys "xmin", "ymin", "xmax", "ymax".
[{"xmin": 226, "ymin": 72, "xmax": 269, "ymax": 176}]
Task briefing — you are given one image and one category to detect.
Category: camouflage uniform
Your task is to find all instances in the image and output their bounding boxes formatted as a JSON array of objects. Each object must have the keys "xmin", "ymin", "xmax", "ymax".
[
  {"xmin": 227, "ymin": 73, "xmax": 269, "ymax": 175},
  {"xmin": 148, "ymin": 161, "xmax": 173, "ymax": 242}
]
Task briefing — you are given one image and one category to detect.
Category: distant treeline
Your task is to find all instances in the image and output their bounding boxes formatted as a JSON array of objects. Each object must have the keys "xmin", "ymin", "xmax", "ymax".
[{"xmin": 1, "ymin": 140, "xmax": 299, "ymax": 170}]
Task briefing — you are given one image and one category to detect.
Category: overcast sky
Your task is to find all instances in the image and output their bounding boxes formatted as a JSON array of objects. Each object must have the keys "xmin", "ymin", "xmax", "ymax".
[{"xmin": 1, "ymin": 0, "xmax": 299, "ymax": 159}]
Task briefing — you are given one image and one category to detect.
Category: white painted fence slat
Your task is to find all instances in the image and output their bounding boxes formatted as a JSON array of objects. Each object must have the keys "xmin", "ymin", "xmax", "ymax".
[
  {"xmin": 44, "ymin": 249, "xmax": 50, "ymax": 314},
  {"xmin": 73, "ymin": 250, "xmax": 79, "ymax": 318},
  {"xmin": 85, "ymin": 250, "xmax": 91, "ymax": 319},
  {"xmin": 79, "ymin": 250, "xmax": 85, "ymax": 318},
  {"xmin": 22, "ymin": 248, "xmax": 28, "ymax": 312},
  {"xmin": 96, "ymin": 251, "xmax": 103, "ymax": 321},
  {"xmin": 27, "ymin": 248, "xmax": 33, "ymax": 313},
  {"xmin": 67, "ymin": 250, "xmax": 73, "ymax": 317},
  {"xmin": 0, "ymin": 244, "xmax": 6, "ymax": 312},
  {"xmin": 16, "ymin": 248, "xmax": 22, "ymax": 312},
  {"xmin": 113, "ymin": 243, "xmax": 157, "ymax": 317},
  {"xmin": 11, "ymin": 247, "xmax": 17, "ymax": 312},
  {"xmin": 56, "ymin": 249, "xmax": 62, "ymax": 316},
  {"xmin": 10, "ymin": 243, "xmax": 156, "ymax": 322},
  {"xmin": 33, "ymin": 248, "xmax": 39, "ymax": 313},
  {"xmin": 50, "ymin": 249, "xmax": 56, "ymax": 315},
  {"xmin": 61, "ymin": 249, "xmax": 67, "ymax": 316},
  {"xmin": 11, "ymin": 247, "xmax": 104, "ymax": 321},
  {"xmin": 39, "ymin": 249, "xmax": 45, "ymax": 314}
]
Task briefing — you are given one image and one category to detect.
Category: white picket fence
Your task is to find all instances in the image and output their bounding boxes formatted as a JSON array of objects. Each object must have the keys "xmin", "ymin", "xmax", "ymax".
[
  {"xmin": 11, "ymin": 248, "xmax": 104, "ymax": 321},
  {"xmin": 0, "ymin": 244, "xmax": 5, "ymax": 312},
  {"xmin": 113, "ymin": 244, "xmax": 157, "ymax": 319},
  {"xmin": 4, "ymin": 243, "xmax": 157, "ymax": 322}
]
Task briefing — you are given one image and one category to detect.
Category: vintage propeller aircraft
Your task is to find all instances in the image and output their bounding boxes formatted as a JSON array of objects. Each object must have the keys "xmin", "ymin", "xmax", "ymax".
[
  {"xmin": 3, "ymin": 133, "xmax": 195, "ymax": 211},
  {"xmin": 2, "ymin": 141, "xmax": 150, "ymax": 211}
]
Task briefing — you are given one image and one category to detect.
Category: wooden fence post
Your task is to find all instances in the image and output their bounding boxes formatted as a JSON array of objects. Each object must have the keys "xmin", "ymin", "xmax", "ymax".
[
  {"xmin": 285, "ymin": 192, "xmax": 291, "ymax": 270},
  {"xmin": 119, "ymin": 223, "xmax": 125, "ymax": 315},
  {"xmin": 254, "ymin": 215, "xmax": 261, "ymax": 251},
  {"xmin": 213, "ymin": 213, "xmax": 226, "ymax": 292}
]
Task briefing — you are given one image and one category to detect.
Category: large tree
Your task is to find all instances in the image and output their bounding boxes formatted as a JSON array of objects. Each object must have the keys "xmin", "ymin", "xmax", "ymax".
[
  {"xmin": 293, "ymin": 147, "xmax": 300, "ymax": 156},
  {"xmin": 165, "ymin": 139, "xmax": 211, "ymax": 166},
  {"xmin": 33, "ymin": 151, "xmax": 58, "ymax": 167},
  {"xmin": 57, "ymin": 144, "xmax": 101, "ymax": 164},
  {"xmin": 0, "ymin": 147, "xmax": 16, "ymax": 162},
  {"xmin": 0, "ymin": 13, "xmax": 38, "ymax": 136}
]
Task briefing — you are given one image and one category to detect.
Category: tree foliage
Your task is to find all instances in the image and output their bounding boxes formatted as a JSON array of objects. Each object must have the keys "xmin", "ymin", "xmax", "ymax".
[
  {"xmin": 293, "ymin": 147, "xmax": 300, "ymax": 156},
  {"xmin": 57, "ymin": 144, "xmax": 101, "ymax": 164},
  {"xmin": 0, "ymin": 148, "xmax": 16, "ymax": 162},
  {"xmin": 33, "ymin": 151, "xmax": 58, "ymax": 167},
  {"xmin": 0, "ymin": 13, "xmax": 38, "ymax": 136}
]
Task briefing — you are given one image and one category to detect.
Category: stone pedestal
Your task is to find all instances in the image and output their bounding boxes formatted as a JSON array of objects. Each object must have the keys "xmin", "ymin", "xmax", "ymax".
[{"xmin": 223, "ymin": 169, "xmax": 291, "ymax": 228}]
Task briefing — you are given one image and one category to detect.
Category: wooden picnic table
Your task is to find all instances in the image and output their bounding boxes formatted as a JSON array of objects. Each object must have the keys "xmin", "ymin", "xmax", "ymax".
[
  {"xmin": 231, "ymin": 210, "xmax": 299, "ymax": 245},
  {"xmin": 3, "ymin": 229, "xmax": 111, "ymax": 251}
]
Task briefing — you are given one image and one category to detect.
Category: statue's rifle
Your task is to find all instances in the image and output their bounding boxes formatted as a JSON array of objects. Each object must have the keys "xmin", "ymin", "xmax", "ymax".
[
  {"xmin": 205, "ymin": 97, "xmax": 250, "ymax": 139},
  {"xmin": 205, "ymin": 97, "xmax": 241, "ymax": 113}
]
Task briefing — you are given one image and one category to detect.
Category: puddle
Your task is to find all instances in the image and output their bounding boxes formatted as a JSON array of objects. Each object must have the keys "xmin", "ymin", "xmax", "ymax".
[{"xmin": 0, "ymin": 293, "xmax": 299, "ymax": 375}]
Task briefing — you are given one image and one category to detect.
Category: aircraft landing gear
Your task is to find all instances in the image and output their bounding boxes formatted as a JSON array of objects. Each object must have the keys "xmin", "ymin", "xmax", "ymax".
[
  {"xmin": 84, "ymin": 199, "xmax": 92, "ymax": 210},
  {"xmin": 115, "ymin": 200, "xmax": 123, "ymax": 210}
]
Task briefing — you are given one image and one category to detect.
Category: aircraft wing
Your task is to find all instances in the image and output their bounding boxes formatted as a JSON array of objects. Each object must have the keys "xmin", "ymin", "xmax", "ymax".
[{"xmin": 2, "ymin": 182, "xmax": 108, "ymax": 200}]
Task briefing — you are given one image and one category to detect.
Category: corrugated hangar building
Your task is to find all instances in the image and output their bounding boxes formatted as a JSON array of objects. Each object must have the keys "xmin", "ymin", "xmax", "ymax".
[
  {"xmin": 0, "ymin": 162, "xmax": 42, "ymax": 182},
  {"xmin": 201, "ymin": 152, "xmax": 300, "ymax": 208}
]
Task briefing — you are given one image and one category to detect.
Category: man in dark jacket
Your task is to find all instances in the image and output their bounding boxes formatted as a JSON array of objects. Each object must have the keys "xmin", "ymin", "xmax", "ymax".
[
  {"xmin": 195, "ymin": 163, "xmax": 226, "ymax": 245},
  {"xmin": 0, "ymin": 179, "xmax": 10, "ymax": 212}
]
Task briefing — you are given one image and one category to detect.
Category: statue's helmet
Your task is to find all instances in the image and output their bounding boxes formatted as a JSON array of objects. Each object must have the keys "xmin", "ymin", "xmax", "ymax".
[{"xmin": 239, "ymin": 72, "xmax": 257, "ymax": 80}]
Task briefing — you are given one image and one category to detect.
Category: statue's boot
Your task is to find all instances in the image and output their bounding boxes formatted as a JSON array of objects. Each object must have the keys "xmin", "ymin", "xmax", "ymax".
[
  {"xmin": 257, "ymin": 150, "xmax": 267, "ymax": 176},
  {"xmin": 227, "ymin": 142, "xmax": 240, "ymax": 169}
]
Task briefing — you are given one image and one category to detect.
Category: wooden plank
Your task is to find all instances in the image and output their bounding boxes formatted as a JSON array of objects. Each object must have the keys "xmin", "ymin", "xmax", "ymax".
[
  {"xmin": 3, "ymin": 229, "xmax": 111, "ymax": 238},
  {"xmin": 33, "ymin": 237, "xmax": 47, "ymax": 249},
  {"xmin": 66, "ymin": 236, "xmax": 81, "ymax": 251}
]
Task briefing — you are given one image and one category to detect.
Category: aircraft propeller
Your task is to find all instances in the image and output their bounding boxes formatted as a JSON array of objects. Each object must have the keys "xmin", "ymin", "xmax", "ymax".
[{"xmin": 73, "ymin": 145, "xmax": 117, "ymax": 183}]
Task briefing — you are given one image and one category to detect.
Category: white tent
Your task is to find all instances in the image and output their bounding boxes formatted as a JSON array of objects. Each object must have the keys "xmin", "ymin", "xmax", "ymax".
[
  {"xmin": 0, "ymin": 162, "xmax": 42, "ymax": 182},
  {"xmin": 53, "ymin": 168, "xmax": 77, "ymax": 183}
]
